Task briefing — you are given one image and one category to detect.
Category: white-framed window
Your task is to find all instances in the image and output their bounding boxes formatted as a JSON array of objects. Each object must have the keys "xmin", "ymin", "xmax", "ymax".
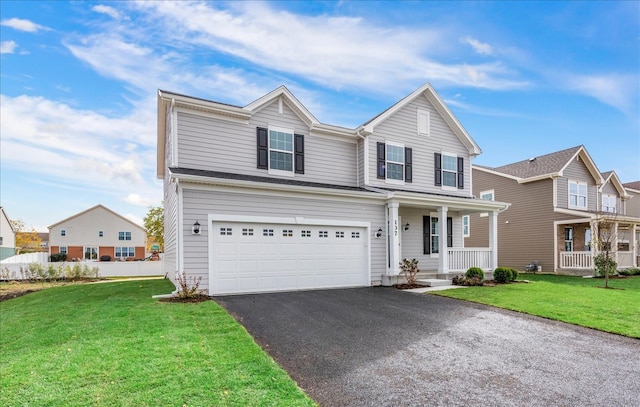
[
  {"xmin": 386, "ymin": 142, "xmax": 405, "ymax": 182},
  {"xmin": 569, "ymin": 180, "xmax": 587, "ymax": 209},
  {"xmin": 263, "ymin": 229, "xmax": 274, "ymax": 237},
  {"xmin": 602, "ymin": 194, "xmax": 616, "ymax": 213},
  {"xmin": 564, "ymin": 227, "xmax": 573, "ymax": 251},
  {"xmin": 269, "ymin": 126, "xmax": 293, "ymax": 175},
  {"xmin": 336, "ymin": 231, "xmax": 345, "ymax": 238},
  {"xmin": 60, "ymin": 246, "xmax": 67, "ymax": 254},
  {"xmin": 98, "ymin": 230, "xmax": 103, "ymax": 237},
  {"xmin": 442, "ymin": 153, "xmax": 458, "ymax": 188},
  {"xmin": 242, "ymin": 228, "xmax": 254, "ymax": 236},
  {"xmin": 119, "ymin": 231, "xmax": 132, "ymax": 241},
  {"xmin": 351, "ymin": 232, "xmax": 360, "ymax": 239},
  {"xmin": 480, "ymin": 190, "xmax": 495, "ymax": 201},
  {"xmin": 417, "ymin": 108, "xmax": 430, "ymax": 136},
  {"xmin": 61, "ymin": 229, "xmax": 66, "ymax": 236},
  {"xmin": 301, "ymin": 230, "xmax": 311, "ymax": 237},
  {"xmin": 462, "ymin": 215, "xmax": 470, "ymax": 237},
  {"xmin": 220, "ymin": 228, "xmax": 232, "ymax": 236},
  {"xmin": 431, "ymin": 217, "xmax": 440, "ymax": 254},
  {"xmin": 282, "ymin": 229, "xmax": 293, "ymax": 237},
  {"xmin": 585, "ymin": 228, "xmax": 592, "ymax": 251},
  {"xmin": 319, "ymin": 231, "xmax": 328, "ymax": 238},
  {"xmin": 115, "ymin": 246, "xmax": 135, "ymax": 259}
]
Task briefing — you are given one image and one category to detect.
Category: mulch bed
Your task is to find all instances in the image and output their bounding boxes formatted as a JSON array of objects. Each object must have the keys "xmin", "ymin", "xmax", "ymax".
[
  {"xmin": 393, "ymin": 283, "xmax": 427, "ymax": 290},
  {"xmin": 0, "ymin": 290, "xmax": 37, "ymax": 302},
  {"xmin": 159, "ymin": 295, "xmax": 211, "ymax": 303}
]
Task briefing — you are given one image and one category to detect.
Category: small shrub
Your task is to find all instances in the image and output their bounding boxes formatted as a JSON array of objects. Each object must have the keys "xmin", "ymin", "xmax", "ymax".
[
  {"xmin": 49, "ymin": 253, "xmax": 67, "ymax": 262},
  {"xmin": 29, "ymin": 263, "xmax": 46, "ymax": 280},
  {"xmin": 465, "ymin": 267, "xmax": 484, "ymax": 280},
  {"xmin": 509, "ymin": 268, "xmax": 519, "ymax": 281},
  {"xmin": 493, "ymin": 267, "xmax": 513, "ymax": 284},
  {"xmin": 399, "ymin": 258, "xmax": 420, "ymax": 285},
  {"xmin": 618, "ymin": 269, "xmax": 631, "ymax": 276},
  {"xmin": 452, "ymin": 275, "xmax": 483, "ymax": 286},
  {"xmin": 46, "ymin": 264, "xmax": 65, "ymax": 280},
  {"xmin": 175, "ymin": 272, "xmax": 204, "ymax": 299},
  {"xmin": 622, "ymin": 268, "xmax": 640, "ymax": 276},
  {"xmin": 594, "ymin": 253, "xmax": 617, "ymax": 277}
]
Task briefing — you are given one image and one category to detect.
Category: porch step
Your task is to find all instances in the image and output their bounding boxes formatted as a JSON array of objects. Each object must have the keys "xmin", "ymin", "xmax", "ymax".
[{"xmin": 417, "ymin": 278, "xmax": 452, "ymax": 287}]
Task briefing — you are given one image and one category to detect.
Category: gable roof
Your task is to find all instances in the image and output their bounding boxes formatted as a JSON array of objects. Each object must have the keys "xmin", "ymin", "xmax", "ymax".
[
  {"xmin": 48, "ymin": 204, "xmax": 146, "ymax": 232},
  {"xmin": 244, "ymin": 85, "xmax": 320, "ymax": 127},
  {"xmin": 0, "ymin": 207, "xmax": 16, "ymax": 233},
  {"xmin": 359, "ymin": 83, "xmax": 482, "ymax": 156},
  {"xmin": 623, "ymin": 181, "xmax": 640, "ymax": 192},
  {"xmin": 486, "ymin": 145, "xmax": 604, "ymax": 184},
  {"xmin": 601, "ymin": 171, "xmax": 630, "ymax": 198}
]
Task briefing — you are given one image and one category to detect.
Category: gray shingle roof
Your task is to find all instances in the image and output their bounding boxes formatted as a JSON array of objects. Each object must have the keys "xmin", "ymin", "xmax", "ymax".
[
  {"xmin": 491, "ymin": 145, "xmax": 583, "ymax": 179},
  {"xmin": 623, "ymin": 181, "xmax": 640, "ymax": 190}
]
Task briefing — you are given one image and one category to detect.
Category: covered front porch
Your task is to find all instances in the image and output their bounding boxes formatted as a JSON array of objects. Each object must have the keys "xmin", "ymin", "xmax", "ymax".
[
  {"xmin": 556, "ymin": 216, "xmax": 639, "ymax": 274},
  {"xmin": 381, "ymin": 192, "xmax": 509, "ymax": 284}
]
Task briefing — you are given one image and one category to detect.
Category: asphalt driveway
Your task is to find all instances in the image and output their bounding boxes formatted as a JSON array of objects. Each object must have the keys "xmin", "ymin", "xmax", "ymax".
[{"xmin": 216, "ymin": 287, "xmax": 640, "ymax": 407}]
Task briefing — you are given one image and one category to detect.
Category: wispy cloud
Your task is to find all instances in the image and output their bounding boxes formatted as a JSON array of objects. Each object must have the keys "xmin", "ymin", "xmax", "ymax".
[
  {"xmin": 565, "ymin": 73, "xmax": 639, "ymax": 113},
  {"xmin": 0, "ymin": 40, "xmax": 17, "ymax": 54},
  {"xmin": 1, "ymin": 17, "xmax": 49, "ymax": 32},
  {"xmin": 460, "ymin": 36, "xmax": 493, "ymax": 56},
  {"xmin": 92, "ymin": 5, "xmax": 124, "ymax": 20}
]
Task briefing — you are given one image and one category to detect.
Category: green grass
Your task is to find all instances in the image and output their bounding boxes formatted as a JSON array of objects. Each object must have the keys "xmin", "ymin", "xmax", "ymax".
[
  {"xmin": 433, "ymin": 274, "xmax": 640, "ymax": 338},
  {"xmin": 0, "ymin": 280, "xmax": 316, "ymax": 407}
]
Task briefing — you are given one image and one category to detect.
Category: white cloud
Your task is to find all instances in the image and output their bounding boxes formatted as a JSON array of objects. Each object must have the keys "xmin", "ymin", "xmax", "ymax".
[
  {"xmin": 124, "ymin": 213, "xmax": 144, "ymax": 226},
  {"xmin": 124, "ymin": 193, "xmax": 153, "ymax": 207},
  {"xmin": 1, "ymin": 18, "xmax": 49, "ymax": 32},
  {"xmin": 565, "ymin": 73, "xmax": 638, "ymax": 113},
  {"xmin": 460, "ymin": 36, "xmax": 493, "ymax": 56},
  {"xmin": 0, "ymin": 40, "xmax": 17, "ymax": 54},
  {"xmin": 92, "ymin": 5, "xmax": 123, "ymax": 20}
]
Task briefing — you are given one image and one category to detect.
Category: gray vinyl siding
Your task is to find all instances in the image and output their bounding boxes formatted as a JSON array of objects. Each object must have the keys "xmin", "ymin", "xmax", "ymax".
[
  {"xmin": 163, "ymin": 173, "xmax": 178, "ymax": 283},
  {"xmin": 357, "ymin": 138, "xmax": 365, "ymax": 187},
  {"xmin": 366, "ymin": 95, "xmax": 471, "ymax": 197},
  {"xmin": 556, "ymin": 160, "xmax": 598, "ymax": 211},
  {"xmin": 179, "ymin": 186, "xmax": 386, "ymax": 289},
  {"xmin": 176, "ymin": 100, "xmax": 357, "ymax": 186},
  {"xmin": 468, "ymin": 169, "xmax": 556, "ymax": 271},
  {"xmin": 399, "ymin": 207, "xmax": 464, "ymax": 272},
  {"xmin": 626, "ymin": 190, "xmax": 640, "ymax": 217},
  {"xmin": 600, "ymin": 181, "xmax": 621, "ymax": 214}
]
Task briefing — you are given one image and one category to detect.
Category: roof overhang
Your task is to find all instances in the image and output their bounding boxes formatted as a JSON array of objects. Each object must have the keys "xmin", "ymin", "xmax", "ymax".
[{"xmin": 384, "ymin": 190, "xmax": 510, "ymax": 214}]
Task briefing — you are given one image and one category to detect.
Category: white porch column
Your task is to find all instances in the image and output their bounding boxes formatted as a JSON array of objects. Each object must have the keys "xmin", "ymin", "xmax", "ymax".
[
  {"xmin": 387, "ymin": 202, "xmax": 401, "ymax": 275},
  {"xmin": 632, "ymin": 224, "xmax": 638, "ymax": 267},
  {"xmin": 489, "ymin": 210, "xmax": 498, "ymax": 270},
  {"xmin": 613, "ymin": 222, "xmax": 619, "ymax": 265},
  {"xmin": 438, "ymin": 206, "xmax": 448, "ymax": 275}
]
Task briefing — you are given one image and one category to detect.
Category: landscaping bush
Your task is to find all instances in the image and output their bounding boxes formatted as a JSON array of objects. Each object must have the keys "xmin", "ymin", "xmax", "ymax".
[
  {"xmin": 452, "ymin": 275, "xmax": 483, "ymax": 286},
  {"xmin": 49, "ymin": 253, "xmax": 67, "ymax": 262},
  {"xmin": 594, "ymin": 253, "xmax": 617, "ymax": 278},
  {"xmin": 620, "ymin": 268, "xmax": 640, "ymax": 276},
  {"xmin": 493, "ymin": 267, "xmax": 513, "ymax": 283},
  {"xmin": 510, "ymin": 268, "xmax": 519, "ymax": 281},
  {"xmin": 465, "ymin": 267, "xmax": 484, "ymax": 280},
  {"xmin": 399, "ymin": 258, "xmax": 420, "ymax": 286}
]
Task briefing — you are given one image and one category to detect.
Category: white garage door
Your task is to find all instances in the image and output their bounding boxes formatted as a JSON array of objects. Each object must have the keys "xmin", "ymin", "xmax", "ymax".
[{"xmin": 211, "ymin": 221, "xmax": 369, "ymax": 295}]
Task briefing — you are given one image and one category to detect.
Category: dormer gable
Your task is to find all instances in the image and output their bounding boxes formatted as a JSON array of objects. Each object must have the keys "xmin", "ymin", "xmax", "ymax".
[
  {"xmin": 244, "ymin": 85, "xmax": 320, "ymax": 128},
  {"xmin": 600, "ymin": 171, "xmax": 630, "ymax": 199}
]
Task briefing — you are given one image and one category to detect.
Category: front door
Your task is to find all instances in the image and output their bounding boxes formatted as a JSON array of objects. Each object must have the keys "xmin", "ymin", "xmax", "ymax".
[{"xmin": 84, "ymin": 246, "xmax": 98, "ymax": 261}]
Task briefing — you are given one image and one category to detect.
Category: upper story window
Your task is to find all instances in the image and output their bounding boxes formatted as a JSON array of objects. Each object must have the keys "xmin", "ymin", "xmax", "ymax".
[
  {"xmin": 98, "ymin": 231, "xmax": 104, "ymax": 237},
  {"xmin": 462, "ymin": 215, "xmax": 470, "ymax": 237},
  {"xmin": 569, "ymin": 180, "xmax": 587, "ymax": 209},
  {"xmin": 434, "ymin": 153, "xmax": 464, "ymax": 190},
  {"xmin": 118, "ymin": 231, "xmax": 132, "ymax": 241},
  {"xmin": 377, "ymin": 142, "xmax": 412, "ymax": 183},
  {"xmin": 60, "ymin": 229, "xmax": 66, "ymax": 236},
  {"xmin": 257, "ymin": 127, "xmax": 304, "ymax": 175},
  {"xmin": 480, "ymin": 190, "xmax": 495, "ymax": 201},
  {"xmin": 602, "ymin": 194, "xmax": 616, "ymax": 213}
]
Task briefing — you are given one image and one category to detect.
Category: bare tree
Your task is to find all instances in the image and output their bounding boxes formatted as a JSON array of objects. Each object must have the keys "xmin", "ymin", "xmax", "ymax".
[{"xmin": 591, "ymin": 212, "xmax": 622, "ymax": 288}]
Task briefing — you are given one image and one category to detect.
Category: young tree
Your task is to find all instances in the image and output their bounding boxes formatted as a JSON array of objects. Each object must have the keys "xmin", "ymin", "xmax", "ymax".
[
  {"xmin": 144, "ymin": 204, "xmax": 164, "ymax": 251},
  {"xmin": 9, "ymin": 219, "xmax": 42, "ymax": 254},
  {"xmin": 592, "ymin": 213, "xmax": 621, "ymax": 289}
]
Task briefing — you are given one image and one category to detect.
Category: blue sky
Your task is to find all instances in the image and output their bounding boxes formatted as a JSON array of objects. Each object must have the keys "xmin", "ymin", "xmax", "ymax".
[{"xmin": 1, "ymin": 1, "xmax": 639, "ymax": 231}]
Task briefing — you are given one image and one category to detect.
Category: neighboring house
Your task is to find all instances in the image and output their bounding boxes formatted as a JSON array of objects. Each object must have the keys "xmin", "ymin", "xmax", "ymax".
[
  {"xmin": 623, "ymin": 181, "xmax": 640, "ymax": 266},
  {"xmin": 0, "ymin": 207, "xmax": 16, "ymax": 261},
  {"xmin": 37, "ymin": 232, "xmax": 49, "ymax": 250},
  {"xmin": 467, "ymin": 145, "xmax": 640, "ymax": 274},
  {"xmin": 157, "ymin": 83, "xmax": 509, "ymax": 296},
  {"xmin": 49, "ymin": 204, "xmax": 147, "ymax": 261}
]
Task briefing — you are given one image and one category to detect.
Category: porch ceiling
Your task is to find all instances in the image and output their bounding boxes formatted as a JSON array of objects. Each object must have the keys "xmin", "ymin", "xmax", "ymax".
[{"xmin": 387, "ymin": 193, "xmax": 509, "ymax": 214}]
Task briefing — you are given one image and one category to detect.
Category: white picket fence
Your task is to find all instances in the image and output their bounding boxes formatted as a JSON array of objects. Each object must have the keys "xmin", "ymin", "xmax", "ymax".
[{"xmin": 1, "ymin": 253, "xmax": 164, "ymax": 280}]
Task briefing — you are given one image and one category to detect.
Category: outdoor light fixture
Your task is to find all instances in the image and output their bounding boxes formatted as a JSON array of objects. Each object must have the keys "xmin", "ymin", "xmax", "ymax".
[
  {"xmin": 404, "ymin": 223, "xmax": 410, "ymax": 231},
  {"xmin": 375, "ymin": 227, "xmax": 383, "ymax": 238},
  {"xmin": 192, "ymin": 220, "xmax": 201, "ymax": 235}
]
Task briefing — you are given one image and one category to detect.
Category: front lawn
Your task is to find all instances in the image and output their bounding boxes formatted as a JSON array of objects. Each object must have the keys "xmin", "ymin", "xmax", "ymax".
[
  {"xmin": 0, "ymin": 279, "xmax": 316, "ymax": 406},
  {"xmin": 433, "ymin": 274, "xmax": 640, "ymax": 338}
]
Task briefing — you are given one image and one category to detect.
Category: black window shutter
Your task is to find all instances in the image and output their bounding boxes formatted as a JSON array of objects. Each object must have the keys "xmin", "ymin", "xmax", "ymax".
[
  {"xmin": 377, "ymin": 142, "xmax": 386, "ymax": 179},
  {"xmin": 294, "ymin": 134, "xmax": 304, "ymax": 174},
  {"xmin": 423, "ymin": 216, "xmax": 431, "ymax": 254},
  {"xmin": 405, "ymin": 147, "xmax": 412, "ymax": 183},
  {"xmin": 257, "ymin": 127, "xmax": 268, "ymax": 169},
  {"xmin": 434, "ymin": 153, "xmax": 442, "ymax": 186},
  {"xmin": 457, "ymin": 157, "xmax": 464, "ymax": 189},
  {"xmin": 447, "ymin": 217, "xmax": 453, "ymax": 247}
]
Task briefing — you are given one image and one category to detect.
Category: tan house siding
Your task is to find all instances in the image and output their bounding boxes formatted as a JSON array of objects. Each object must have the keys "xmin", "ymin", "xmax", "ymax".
[
  {"xmin": 557, "ymin": 159, "xmax": 598, "ymax": 212},
  {"xmin": 626, "ymin": 189, "xmax": 640, "ymax": 217}
]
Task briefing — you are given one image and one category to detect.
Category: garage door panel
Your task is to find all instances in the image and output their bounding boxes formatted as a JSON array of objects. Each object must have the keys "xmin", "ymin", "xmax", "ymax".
[{"xmin": 212, "ymin": 221, "xmax": 368, "ymax": 295}]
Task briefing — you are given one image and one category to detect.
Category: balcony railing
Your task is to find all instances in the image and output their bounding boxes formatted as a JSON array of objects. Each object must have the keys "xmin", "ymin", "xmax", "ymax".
[{"xmin": 448, "ymin": 248, "xmax": 492, "ymax": 272}]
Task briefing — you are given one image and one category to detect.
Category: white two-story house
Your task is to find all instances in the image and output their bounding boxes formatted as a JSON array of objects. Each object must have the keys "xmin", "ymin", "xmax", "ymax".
[{"xmin": 157, "ymin": 83, "xmax": 509, "ymax": 295}]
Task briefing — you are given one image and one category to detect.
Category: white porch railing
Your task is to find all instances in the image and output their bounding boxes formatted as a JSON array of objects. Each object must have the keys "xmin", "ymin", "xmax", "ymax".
[
  {"xmin": 617, "ymin": 252, "xmax": 634, "ymax": 268},
  {"xmin": 448, "ymin": 248, "xmax": 492, "ymax": 272},
  {"xmin": 560, "ymin": 251, "xmax": 593, "ymax": 269}
]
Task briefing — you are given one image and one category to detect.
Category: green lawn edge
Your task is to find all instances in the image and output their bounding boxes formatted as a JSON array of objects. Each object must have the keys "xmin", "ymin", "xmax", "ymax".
[
  {"xmin": 0, "ymin": 279, "xmax": 317, "ymax": 407},
  {"xmin": 431, "ymin": 274, "xmax": 640, "ymax": 338}
]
